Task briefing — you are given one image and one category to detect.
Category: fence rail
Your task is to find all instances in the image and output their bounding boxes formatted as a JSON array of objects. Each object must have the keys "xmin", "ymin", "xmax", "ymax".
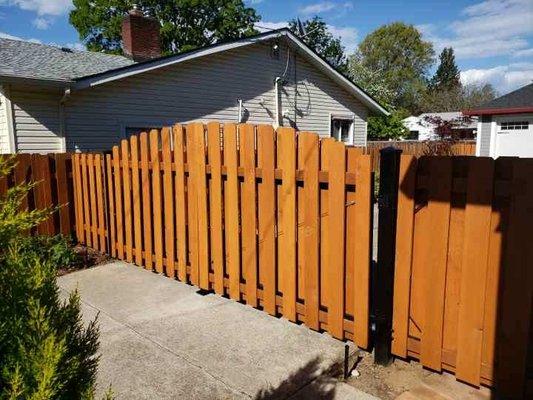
[
  {"xmin": 73, "ymin": 122, "xmax": 374, "ymax": 347},
  {"xmin": 0, "ymin": 153, "xmax": 75, "ymax": 236},
  {"xmin": 364, "ymin": 140, "xmax": 476, "ymax": 171}
]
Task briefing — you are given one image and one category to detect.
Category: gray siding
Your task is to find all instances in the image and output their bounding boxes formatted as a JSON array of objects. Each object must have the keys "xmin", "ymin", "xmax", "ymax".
[
  {"xmin": 0, "ymin": 90, "xmax": 8, "ymax": 153},
  {"xmin": 66, "ymin": 40, "xmax": 368, "ymax": 151},
  {"xmin": 478, "ymin": 115, "xmax": 492, "ymax": 156},
  {"xmin": 9, "ymin": 88, "xmax": 62, "ymax": 153}
]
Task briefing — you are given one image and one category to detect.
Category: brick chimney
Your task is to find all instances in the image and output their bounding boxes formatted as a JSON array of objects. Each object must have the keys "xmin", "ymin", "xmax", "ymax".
[{"xmin": 122, "ymin": 6, "xmax": 161, "ymax": 62}]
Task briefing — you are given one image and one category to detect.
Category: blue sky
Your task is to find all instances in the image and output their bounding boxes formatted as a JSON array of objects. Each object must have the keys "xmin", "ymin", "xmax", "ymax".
[{"xmin": 0, "ymin": 0, "xmax": 532, "ymax": 94}]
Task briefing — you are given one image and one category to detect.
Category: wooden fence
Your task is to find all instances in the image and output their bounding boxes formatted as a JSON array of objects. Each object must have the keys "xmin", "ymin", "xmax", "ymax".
[
  {"xmin": 392, "ymin": 155, "xmax": 533, "ymax": 397},
  {"xmin": 364, "ymin": 140, "xmax": 476, "ymax": 171},
  {"xmin": 72, "ymin": 122, "xmax": 374, "ymax": 347},
  {"xmin": 0, "ymin": 153, "xmax": 75, "ymax": 235}
]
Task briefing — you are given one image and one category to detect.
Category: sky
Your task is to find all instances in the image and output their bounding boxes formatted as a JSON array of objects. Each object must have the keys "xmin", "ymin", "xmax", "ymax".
[{"xmin": 0, "ymin": 0, "xmax": 532, "ymax": 94}]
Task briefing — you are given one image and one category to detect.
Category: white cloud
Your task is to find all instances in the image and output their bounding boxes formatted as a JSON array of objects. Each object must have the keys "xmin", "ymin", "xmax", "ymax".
[
  {"xmin": 420, "ymin": 0, "xmax": 533, "ymax": 60},
  {"xmin": 461, "ymin": 63, "xmax": 533, "ymax": 94},
  {"xmin": 0, "ymin": 31, "xmax": 41, "ymax": 43},
  {"xmin": 32, "ymin": 16, "xmax": 52, "ymax": 29},
  {"xmin": 513, "ymin": 48, "xmax": 533, "ymax": 58},
  {"xmin": 298, "ymin": 1, "xmax": 353, "ymax": 16},
  {"xmin": 0, "ymin": 0, "xmax": 73, "ymax": 16},
  {"xmin": 328, "ymin": 25, "xmax": 358, "ymax": 53}
]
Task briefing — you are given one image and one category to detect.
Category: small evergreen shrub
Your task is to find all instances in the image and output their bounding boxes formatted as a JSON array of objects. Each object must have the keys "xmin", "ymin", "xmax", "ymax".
[{"xmin": 0, "ymin": 156, "xmax": 109, "ymax": 399}]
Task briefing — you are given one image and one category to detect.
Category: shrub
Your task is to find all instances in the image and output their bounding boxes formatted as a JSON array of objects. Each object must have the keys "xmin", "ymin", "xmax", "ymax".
[{"xmin": 0, "ymin": 156, "xmax": 108, "ymax": 399}]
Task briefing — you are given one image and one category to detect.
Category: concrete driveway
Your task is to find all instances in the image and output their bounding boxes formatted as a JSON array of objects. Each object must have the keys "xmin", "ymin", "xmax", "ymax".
[{"xmin": 58, "ymin": 261, "xmax": 377, "ymax": 400}]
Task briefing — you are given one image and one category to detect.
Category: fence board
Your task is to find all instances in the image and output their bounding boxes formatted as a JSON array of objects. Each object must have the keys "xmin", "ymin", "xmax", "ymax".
[
  {"xmin": 353, "ymin": 153, "xmax": 372, "ymax": 348},
  {"xmin": 173, "ymin": 125, "xmax": 187, "ymax": 282},
  {"xmin": 112, "ymin": 147, "xmax": 124, "ymax": 259},
  {"xmin": 420, "ymin": 157, "xmax": 452, "ymax": 371},
  {"xmin": 323, "ymin": 138, "xmax": 346, "ymax": 339},
  {"xmin": 456, "ymin": 158, "xmax": 495, "ymax": 383},
  {"xmin": 130, "ymin": 135, "xmax": 143, "ymax": 266},
  {"xmin": 121, "ymin": 140, "xmax": 133, "ymax": 262},
  {"xmin": 95, "ymin": 154, "xmax": 106, "ymax": 252},
  {"xmin": 150, "ymin": 129, "xmax": 164, "ymax": 273},
  {"xmin": 278, "ymin": 127, "xmax": 297, "ymax": 322},
  {"xmin": 257, "ymin": 125, "xmax": 276, "ymax": 315},
  {"xmin": 33, "ymin": 155, "xmax": 54, "ymax": 235},
  {"xmin": 162, "ymin": 127, "xmax": 175, "ymax": 278},
  {"xmin": 81, "ymin": 154, "xmax": 92, "ymax": 248},
  {"xmin": 392, "ymin": 155, "xmax": 417, "ymax": 357},
  {"xmin": 207, "ymin": 122, "xmax": 224, "ymax": 295},
  {"xmin": 240, "ymin": 124, "xmax": 258, "ymax": 307},
  {"xmin": 106, "ymin": 154, "xmax": 116, "ymax": 258},
  {"xmin": 224, "ymin": 124, "xmax": 241, "ymax": 301},
  {"xmin": 72, "ymin": 154, "xmax": 84, "ymax": 242},
  {"xmin": 186, "ymin": 126, "xmax": 199, "ymax": 285},
  {"xmin": 193, "ymin": 123, "xmax": 210, "ymax": 290},
  {"xmin": 54, "ymin": 153, "xmax": 71, "ymax": 235},
  {"xmin": 87, "ymin": 154, "xmax": 98, "ymax": 247},
  {"xmin": 140, "ymin": 132, "xmax": 153, "ymax": 270},
  {"xmin": 300, "ymin": 132, "xmax": 319, "ymax": 330}
]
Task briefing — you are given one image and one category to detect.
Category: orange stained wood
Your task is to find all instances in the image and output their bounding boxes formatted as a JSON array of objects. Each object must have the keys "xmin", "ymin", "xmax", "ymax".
[
  {"xmin": 105, "ymin": 153, "xmax": 117, "ymax": 258},
  {"xmin": 391, "ymin": 155, "xmax": 417, "ymax": 357},
  {"xmin": 80, "ymin": 153, "xmax": 92, "ymax": 248},
  {"xmin": 207, "ymin": 122, "xmax": 224, "ymax": 294},
  {"xmin": 94, "ymin": 154, "xmax": 106, "ymax": 252},
  {"xmin": 140, "ymin": 132, "xmax": 153, "ymax": 270},
  {"xmin": 162, "ymin": 127, "xmax": 176, "ymax": 278},
  {"xmin": 186, "ymin": 125, "xmax": 199, "ymax": 285},
  {"xmin": 455, "ymin": 157, "xmax": 495, "ymax": 384},
  {"xmin": 224, "ymin": 123, "xmax": 241, "ymax": 301},
  {"xmin": 121, "ymin": 140, "xmax": 133, "ymax": 262},
  {"xmin": 299, "ymin": 132, "xmax": 320, "ymax": 330},
  {"xmin": 240, "ymin": 123, "xmax": 258, "ymax": 307},
  {"xmin": 278, "ymin": 127, "xmax": 297, "ymax": 322},
  {"xmin": 322, "ymin": 138, "xmax": 346, "ymax": 339},
  {"xmin": 257, "ymin": 125, "xmax": 276, "ymax": 315},
  {"xmin": 112, "ymin": 146, "xmax": 124, "ymax": 259},
  {"xmin": 150, "ymin": 129, "xmax": 164, "ymax": 273},
  {"xmin": 353, "ymin": 153, "xmax": 372, "ymax": 348},
  {"xmin": 173, "ymin": 125, "xmax": 187, "ymax": 282},
  {"xmin": 130, "ymin": 135, "xmax": 143, "ymax": 266},
  {"xmin": 420, "ymin": 157, "xmax": 452, "ymax": 371},
  {"xmin": 192, "ymin": 123, "xmax": 210, "ymax": 290}
]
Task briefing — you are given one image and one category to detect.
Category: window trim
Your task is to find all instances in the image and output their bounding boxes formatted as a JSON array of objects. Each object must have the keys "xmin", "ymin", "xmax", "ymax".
[{"xmin": 330, "ymin": 113, "xmax": 355, "ymax": 145}]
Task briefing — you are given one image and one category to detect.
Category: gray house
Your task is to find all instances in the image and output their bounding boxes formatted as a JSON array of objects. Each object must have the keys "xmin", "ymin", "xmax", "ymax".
[
  {"xmin": 0, "ymin": 11, "xmax": 387, "ymax": 154},
  {"xmin": 465, "ymin": 83, "xmax": 533, "ymax": 158}
]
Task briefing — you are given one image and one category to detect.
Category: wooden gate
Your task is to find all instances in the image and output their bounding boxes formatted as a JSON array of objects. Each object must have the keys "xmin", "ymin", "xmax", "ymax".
[
  {"xmin": 392, "ymin": 155, "xmax": 533, "ymax": 397},
  {"xmin": 72, "ymin": 122, "xmax": 374, "ymax": 348}
]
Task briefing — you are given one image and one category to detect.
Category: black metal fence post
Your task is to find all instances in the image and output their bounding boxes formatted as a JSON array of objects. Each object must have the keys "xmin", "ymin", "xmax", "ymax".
[{"xmin": 374, "ymin": 147, "xmax": 402, "ymax": 365}]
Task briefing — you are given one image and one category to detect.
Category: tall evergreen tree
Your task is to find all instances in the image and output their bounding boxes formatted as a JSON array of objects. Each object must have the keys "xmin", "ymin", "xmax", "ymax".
[{"xmin": 430, "ymin": 47, "xmax": 461, "ymax": 91}]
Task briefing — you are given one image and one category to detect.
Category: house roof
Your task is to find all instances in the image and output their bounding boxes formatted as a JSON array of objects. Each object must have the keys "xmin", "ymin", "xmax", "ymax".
[
  {"xmin": 0, "ymin": 29, "xmax": 388, "ymax": 116},
  {"xmin": 464, "ymin": 83, "xmax": 533, "ymax": 116},
  {"xmin": 0, "ymin": 38, "xmax": 134, "ymax": 83},
  {"xmin": 73, "ymin": 28, "xmax": 388, "ymax": 115}
]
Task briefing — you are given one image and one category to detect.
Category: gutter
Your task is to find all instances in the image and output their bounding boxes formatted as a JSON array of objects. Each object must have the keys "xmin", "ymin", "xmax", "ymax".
[{"xmin": 463, "ymin": 106, "xmax": 533, "ymax": 116}]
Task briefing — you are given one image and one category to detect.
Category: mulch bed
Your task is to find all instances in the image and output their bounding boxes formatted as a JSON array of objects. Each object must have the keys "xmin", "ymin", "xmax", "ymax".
[{"xmin": 57, "ymin": 245, "xmax": 111, "ymax": 276}]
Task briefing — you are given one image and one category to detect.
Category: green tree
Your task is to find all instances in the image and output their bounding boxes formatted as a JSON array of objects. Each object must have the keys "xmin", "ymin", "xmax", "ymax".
[
  {"xmin": 70, "ymin": 0, "xmax": 260, "ymax": 55},
  {"xmin": 358, "ymin": 22, "xmax": 434, "ymax": 111},
  {"xmin": 288, "ymin": 17, "xmax": 346, "ymax": 70},
  {"xmin": 367, "ymin": 110, "xmax": 408, "ymax": 140},
  {"xmin": 420, "ymin": 83, "xmax": 497, "ymax": 112},
  {"xmin": 346, "ymin": 52, "xmax": 394, "ymax": 109},
  {"xmin": 430, "ymin": 47, "xmax": 461, "ymax": 91}
]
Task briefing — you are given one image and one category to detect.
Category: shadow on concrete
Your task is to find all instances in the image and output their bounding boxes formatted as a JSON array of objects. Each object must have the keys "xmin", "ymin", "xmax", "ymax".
[{"xmin": 253, "ymin": 357, "xmax": 336, "ymax": 400}]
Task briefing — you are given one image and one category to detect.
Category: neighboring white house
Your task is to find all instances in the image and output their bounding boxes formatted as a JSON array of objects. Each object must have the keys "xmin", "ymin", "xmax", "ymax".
[
  {"xmin": 402, "ymin": 111, "xmax": 477, "ymax": 141},
  {"xmin": 464, "ymin": 83, "xmax": 533, "ymax": 158},
  {"xmin": 0, "ymin": 10, "xmax": 387, "ymax": 154}
]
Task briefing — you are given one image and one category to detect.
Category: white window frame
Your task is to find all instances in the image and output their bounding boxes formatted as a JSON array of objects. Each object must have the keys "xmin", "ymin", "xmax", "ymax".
[{"xmin": 329, "ymin": 113, "xmax": 355, "ymax": 145}]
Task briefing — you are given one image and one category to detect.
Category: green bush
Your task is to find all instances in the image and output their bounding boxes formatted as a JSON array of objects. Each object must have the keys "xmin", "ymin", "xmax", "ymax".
[{"xmin": 0, "ymin": 156, "xmax": 108, "ymax": 399}]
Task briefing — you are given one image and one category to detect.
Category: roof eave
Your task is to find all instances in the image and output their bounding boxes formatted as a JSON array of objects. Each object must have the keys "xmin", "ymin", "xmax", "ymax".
[
  {"xmin": 463, "ymin": 106, "xmax": 533, "ymax": 116},
  {"xmin": 0, "ymin": 74, "xmax": 71, "ymax": 89}
]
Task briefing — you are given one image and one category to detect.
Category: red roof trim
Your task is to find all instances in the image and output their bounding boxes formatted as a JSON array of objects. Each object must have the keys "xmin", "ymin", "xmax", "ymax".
[{"xmin": 463, "ymin": 106, "xmax": 533, "ymax": 116}]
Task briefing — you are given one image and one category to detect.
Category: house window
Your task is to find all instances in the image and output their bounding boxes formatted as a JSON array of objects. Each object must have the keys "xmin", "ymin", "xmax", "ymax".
[
  {"xmin": 500, "ymin": 121, "xmax": 529, "ymax": 131},
  {"xmin": 330, "ymin": 116, "xmax": 354, "ymax": 144}
]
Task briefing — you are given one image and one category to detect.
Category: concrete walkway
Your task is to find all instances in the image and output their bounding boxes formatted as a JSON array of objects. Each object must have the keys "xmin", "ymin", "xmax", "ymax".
[{"xmin": 58, "ymin": 261, "xmax": 378, "ymax": 400}]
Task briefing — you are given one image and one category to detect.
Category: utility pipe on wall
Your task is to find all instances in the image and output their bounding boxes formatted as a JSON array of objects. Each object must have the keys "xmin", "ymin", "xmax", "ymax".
[{"xmin": 274, "ymin": 77, "xmax": 282, "ymax": 129}]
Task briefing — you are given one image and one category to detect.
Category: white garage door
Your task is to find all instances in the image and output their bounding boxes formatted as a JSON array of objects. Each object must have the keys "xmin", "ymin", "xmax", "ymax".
[{"xmin": 495, "ymin": 116, "xmax": 533, "ymax": 157}]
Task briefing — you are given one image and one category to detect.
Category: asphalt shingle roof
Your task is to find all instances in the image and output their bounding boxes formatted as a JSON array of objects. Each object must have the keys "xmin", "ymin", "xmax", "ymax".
[
  {"xmin": 479, "ymin": 83, "xmax": 533, "ymax": 110},
  {"xmin": 0, "ymin": 38, "xmax": 135, "ymax": 82}
]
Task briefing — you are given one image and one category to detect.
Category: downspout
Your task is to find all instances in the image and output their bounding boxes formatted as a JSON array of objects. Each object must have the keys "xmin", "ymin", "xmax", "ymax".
[
  {"xmin": 1, "ymin": 85, "xmax": 16, "ymax": 153},
  {"xmin": 59, "ymin": 87, "xmax": 71, "ymax": 152}
]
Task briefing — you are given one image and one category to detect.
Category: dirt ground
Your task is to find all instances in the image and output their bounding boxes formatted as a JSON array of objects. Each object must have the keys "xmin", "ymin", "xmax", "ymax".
[{"xmin": 345, "ymin": 351, "xmax": 491, "ymax": 400}]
